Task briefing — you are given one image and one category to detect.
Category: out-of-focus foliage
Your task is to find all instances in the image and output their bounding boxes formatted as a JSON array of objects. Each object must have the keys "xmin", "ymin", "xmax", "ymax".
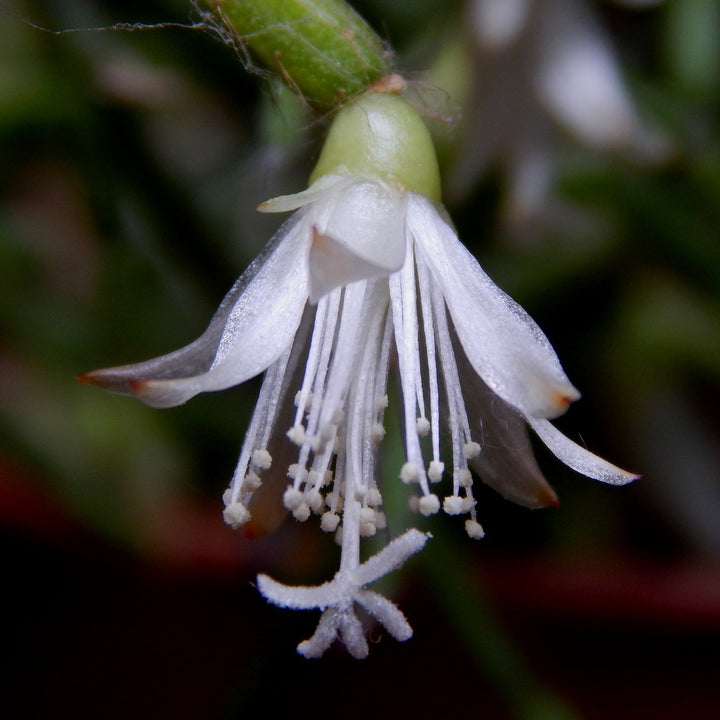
[{"xmin": 1, "ymin": 0, "xmax": 719, "ymax": 718}]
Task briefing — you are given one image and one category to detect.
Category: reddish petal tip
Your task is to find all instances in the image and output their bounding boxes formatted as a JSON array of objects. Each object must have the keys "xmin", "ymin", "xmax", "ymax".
[{"xmin": 77, "ymin": 372, "xmax": 99, "ymax": 386}]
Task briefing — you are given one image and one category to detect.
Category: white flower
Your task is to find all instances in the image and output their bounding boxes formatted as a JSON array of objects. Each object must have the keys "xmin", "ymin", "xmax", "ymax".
[
  {"xmin": 81, "ymin": 92, "xmax": 637, "ymax": 657},
  {"xmin": 448, "ymin": 0, "xmax": 668, "ymax": 220}
]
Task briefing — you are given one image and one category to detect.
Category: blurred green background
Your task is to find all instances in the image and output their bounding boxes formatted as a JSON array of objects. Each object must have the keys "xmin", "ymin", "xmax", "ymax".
[{"xmin": 1, "ymin": 0, "xmax": 719, "ymax": 718}]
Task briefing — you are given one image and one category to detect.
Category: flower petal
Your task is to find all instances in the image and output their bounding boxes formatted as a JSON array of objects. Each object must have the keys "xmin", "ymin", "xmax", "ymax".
[
  {"xmin": 80, "ymin": 214, "xmax": 309, "ymax": 408},
  {"xmin": 257, "ymin": 173, "xmax": 352, "ymax": 213},
  {"xmin": 409, "ymin": 193, "xmax": 579, "ymax": 419},
  {"xmin": 307, "ymin": 228, "xmax": 396, "ymax": 303},
  {"xmin": 528, "ymin": 417, "xmax": 640, "ymax": 485},
  {"xmin": 535, "ymin": 0, "xmax": 639, "ymax": 148},
  {"xmin": 306, "ymin": 179, "xmax": 407, "ymax": 272},
  {"xmin": 456, "ymin": 338, "xmax": 559, "ymax": 507}
]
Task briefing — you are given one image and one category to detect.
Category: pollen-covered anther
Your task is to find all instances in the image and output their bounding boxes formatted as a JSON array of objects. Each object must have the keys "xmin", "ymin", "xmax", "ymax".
[
  {"xmin": 443, "ymin": 495, "xmax": 465, "ymax": 515},
  {"xmin": 416, "ymin": 417, "xmax": 431, "ymax": 436},
  {"xmin": 465, "ymin": 519, "xmax": 485, "ymax": 540},
  {"xmin": 293, "ymin": 503, "xmax": 311, "ymax": 522},
  {"xmin": 418, "ymin": 493, "xmax": 440, "ymax": 516},
  {"xmin": 222, "ymin": 488, "xmax": 232, "ymax": 507},
  {"xmin": 287, "ymin": 463, "xmax": 308, "ymax": 482},
  {"xmin": 223, "ymin": 501, "xmax": 250, "ymax": 529},
  {"xmin": 400, "ymin": 461, "xmax": 422, "ymax": 484},
  {"xmin": 242, "ymin": 472, "xmax": 262, "ymax": 491},
  {"xmin": 320, "ymin": 511, "xmax": 340, "ymax": 533},
  {"xmin": 375, "ymin": 394, "xmax": 389, "ymax": 412},
  {"xmin": 283, "ymin": 486, "xmax": 304, "ymax": 511},
  {"xmin": 359, "ymin": 507, "xmax": 377, "ymax": 536},
  {"xmin": 305, "ymin": 489, "xmax": 324, "ymax": 513},
  {"xmin": 370, "ymin": 421, "xmax": 386, "ymax": 443},
  {"xmin": 428, "ymin": 460, "xmax": 444, "ymax": 483},
  {"xmin": 455, "ymin": 468, "xmax": 473, "ymax": 488},
  {"xmin": 462, "ymin": 441, "xmax": 481, "ymax": 460},
  {"xmin": 286, "ymin": 424, "xmax": 306, "ymax": 446},
  {"xmin": 367, "ymin": 487, "xmax": 383, "ymax": 507},
  {"xmin": 252, "ymin": 449, "xmax": 272, "ymax": 470}
]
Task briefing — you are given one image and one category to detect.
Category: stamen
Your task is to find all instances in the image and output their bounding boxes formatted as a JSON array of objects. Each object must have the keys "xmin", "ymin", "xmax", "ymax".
[
  {"xmin": 443, "ymin": 495, "xmax": 464, "ymax": 515},
  {"xmin": 227, "ymin": 345, "xmax": 292, "ymax": 512},
  {"xmin": 418, "ymin": 494, "xmax": 440, "ymax": 516},
  {"xmin": 390, "ymin": 240, "xmax": 430, "ymax": 496},
  {"xmin": 465, "ymin": 519, "xmax": 485, "ymax": 539},
  {"xmin": 252, "ymin": 449, "xmax": 272, "ymax": 470},
  {"xmin": 416, "ymin": 253, "xmax": 442, "ymax": 465}
]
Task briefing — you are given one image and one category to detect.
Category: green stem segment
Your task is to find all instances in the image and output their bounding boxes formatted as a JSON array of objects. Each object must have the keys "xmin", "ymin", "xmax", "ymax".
[{"xmin": 204, "ymin": 0, "xmax": 391, "ymax": 112}]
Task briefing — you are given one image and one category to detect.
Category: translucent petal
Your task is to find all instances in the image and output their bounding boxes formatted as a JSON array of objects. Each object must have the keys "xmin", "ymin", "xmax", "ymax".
[
  {"xmin": 535, "ymin": 0, "xmax": 639, "ymax": 148},
  {"xmin": 257, "ymin": 173, "xmax": 352, "ymax": 213},
  {"xmin": 471, "ymin": 0, "xmax": 530, "ymax": 49},
  {"xmin": 408, "ymin": 194, "xmax": 579, "ymax": 419},
  {"xmin": 454, "ymin": 334, "xmax": 559, "ymax": 508},
  {"xmin": 307, "ymin": 229, "xmax": 394, "ymax": 303},
  {"xmin": 81, "ymin": 214, "xmax": 310, "ymax": 408},
  {"xmin": 528, "ymin": 417, "xmax": 640, "ymax": 485},
  {"xmin": 305, "ymin": 179, "xmax": 408, "ymax": 275}
]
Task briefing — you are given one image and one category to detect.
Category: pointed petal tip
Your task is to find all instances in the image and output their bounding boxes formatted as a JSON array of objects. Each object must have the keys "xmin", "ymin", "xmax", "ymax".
[
  {"xmin": 539, "ymin": 385, "xmax": 582, "ymax": 419},
  {"xmin": 77, "ymin": 368, "xmax": 136, "ymax": 395},
  {"xmin": 538, "ymin": 484, "xmax": 560, "ymax": 509}
]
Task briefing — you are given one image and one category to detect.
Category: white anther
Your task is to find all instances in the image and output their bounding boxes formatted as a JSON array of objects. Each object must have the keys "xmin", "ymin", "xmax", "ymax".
[
  {"xmin": 400, "ymin": 462, "xmax": 422, "ymax": 484},
  {"xmin": 463, "ymin": 441, "xmax": 481, "ymax": 460},
  {"xmin": 305, "ymin": 489, "xmax": 324, "ymax": 513},
  {"xmin": 293, "ymin": 503, "xmax": 311, "ymax": 522},
  {"xmin": 252, "ymin": 449, "xmax": 272, "ymax": 470},
  {"xmin": 416, "ymin": 417, "xmax": 431, "ymax": 436},
  {"xmin": 465, "ymin": 519, "xmax": 485, "ymax": 539},
  {"xmin": 443, "ymin": 495, "xmax": 465, "ymax": 515},
  {"xmin": 286, "ymin": 425, "xmax": 306, "ymax": 446},
  {"xmin": 456, "ymin": 468, "xmax": 473, "ymax": 487},
  {"xmin": 320, "ymin": 512, "xmax": 340, "ymax": 533},
  {"xmin": 375, "ymin": 395, "xmax": 389, "ymax": 412},
  {"xmin": 223, "ymin": 502, "xmax": 250, "ymax": 529},
  {"xmin": 283, "ymin": 486, "xmax": 304, "ymax": 511},
  {"xmin": 287, "ymin": 463, "xmax": 307, "ymax": 482},
  {"xmin": 242, "ymin": 472, "xmax": 262, "ymax": 491},
  {"xmin": 428, "ymin": 460, "xmax": 444, "ymax": 483},
  {"xmin": 370, "ymin": 421, "xmax": 386, "ymax": 443},
  {"xmin": 419, "ymin": 494, "xmax": 440, "ymax": 516},
  {"xmin": 367, "ymin": 487, "xmax": 383, "ymax": 507}
]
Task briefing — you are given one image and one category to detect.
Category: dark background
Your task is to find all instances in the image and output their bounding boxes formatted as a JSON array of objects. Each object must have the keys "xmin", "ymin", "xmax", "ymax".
[{"xmin": 1, "ymin": 0, "xmax": 719, "ymax": 717}]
